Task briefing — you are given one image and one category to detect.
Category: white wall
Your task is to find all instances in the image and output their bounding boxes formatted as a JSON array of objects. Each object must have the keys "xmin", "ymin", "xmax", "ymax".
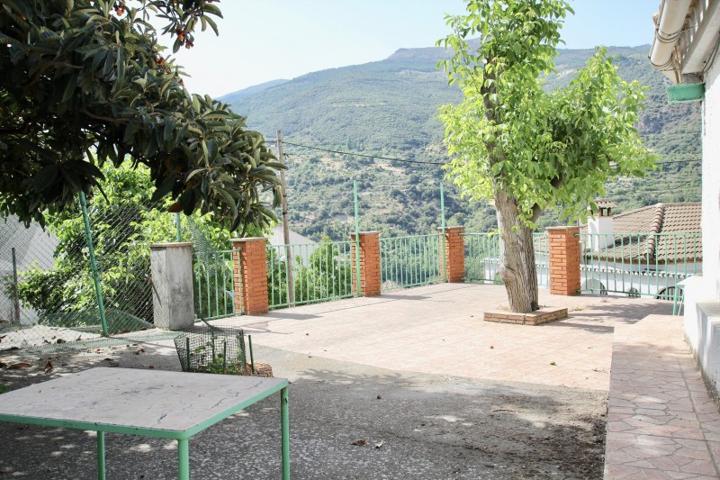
[
  {"xmin": 703, "ymin": 56, "xmax": 720, "ymax": 301},
  {"xmin": 0, "ymin": 217, "xmax": 58, "ymax": 325},
  {"xmin": 682, "ymin": 41, "xmax": 720, "ymax": 398}
]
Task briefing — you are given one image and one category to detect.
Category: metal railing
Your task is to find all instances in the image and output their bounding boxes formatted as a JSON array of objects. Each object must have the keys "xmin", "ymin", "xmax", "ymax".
[
  {"xmin": 380, "ymin": 234, "xmax": 442, "ymax": 291},
  {"xmin": 267, "ymin": 240, "xmax": 354, "ymax": 309},
  {"xmin": 464, "ymin": 232, "xmax": 501, "ymax": 284},
  {"xmin": 579, "ymin": 232, "xmax": 702, "ymax": 298},
  {"xmin": 193, "ymin": 249, "xmax": 236, "ymax": 320},
  {"xmin": 464, "ymin": 232, "xmax": 549, "ymax": 288}
]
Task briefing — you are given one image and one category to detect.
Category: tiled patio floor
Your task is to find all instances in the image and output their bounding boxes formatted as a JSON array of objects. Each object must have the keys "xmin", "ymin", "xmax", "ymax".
[
  {"xmin": 605, "ymin": 314, "xmax": 720, "ymax": 479},
  {"xmin": 218, "ymin": 283, "xmax": 672, "ymax": 391}
]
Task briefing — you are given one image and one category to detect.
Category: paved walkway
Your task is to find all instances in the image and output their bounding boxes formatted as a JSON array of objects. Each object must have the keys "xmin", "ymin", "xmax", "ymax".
[
  {"xmin": 219, "ymin": 284, "xmax": 672, "ymax": 391},
  {"xmin": 605, "ymin": 315, "xmax": 720, "ymax": 479}
]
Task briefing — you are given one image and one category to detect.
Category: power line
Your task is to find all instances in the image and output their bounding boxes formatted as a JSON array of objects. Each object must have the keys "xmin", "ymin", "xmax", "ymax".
[{"xmin": 282, "ymin": 141, "xmax": 448, "ymax": 166}]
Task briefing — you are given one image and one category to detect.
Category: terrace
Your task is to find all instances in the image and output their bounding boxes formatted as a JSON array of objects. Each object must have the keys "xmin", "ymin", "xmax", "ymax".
[
  {"xmin": 0, "ymin": 282, "xmax": 675, "ymax": 479},
  {"xmin": 0, "ymin": 225, "xmax": 714, "ymax": 479}
]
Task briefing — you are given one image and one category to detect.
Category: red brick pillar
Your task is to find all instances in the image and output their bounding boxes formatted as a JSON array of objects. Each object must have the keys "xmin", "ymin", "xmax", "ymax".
[
  {"xmin": 231, "ymin": 237, "xmax": 269, "ymax": 315},
  {"xmin": 547, "ymin": 226, "xmax": 581, "ymax": 296},
  {"xmin": 350, "ymin": 232, "xmax": 381, "ymax": 297},
  {"xmin": 441, "ymin": 226, "xmax": 465, "ymax": 283}
]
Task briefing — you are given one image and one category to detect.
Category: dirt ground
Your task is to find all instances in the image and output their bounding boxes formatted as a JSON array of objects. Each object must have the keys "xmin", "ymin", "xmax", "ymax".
[{"xmin": 0, "ymin": 339, "xmax": 607, "ymax": 479}]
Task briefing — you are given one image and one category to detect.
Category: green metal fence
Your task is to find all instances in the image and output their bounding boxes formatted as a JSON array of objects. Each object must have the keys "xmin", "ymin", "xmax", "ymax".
[
  {"xmin": 464, "ymin": 232, "xmax": 549, "ymax": 287},
  {"xmin": 579, "ymin": 232, "xmax": 702, "ymax": 298},
  {"xmin": 193, "ymin": 249, "xmax": 236, "ymax": 320},
  {"xmin": 380, "ymin": 234, "xmax": 442, "ymax": 291},
  {"xmin": 267, "ymin": 240, "xmax": 354, "ymax": 309},
  {"xmin": 464, "ymin": 233, "xmax": 501, "ymax": 284}
]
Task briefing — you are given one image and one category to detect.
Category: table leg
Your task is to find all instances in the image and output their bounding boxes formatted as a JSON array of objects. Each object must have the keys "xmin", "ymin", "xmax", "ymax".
[
  {"xmin": 178, "ymin": 438, "xmax": 190, "ymax": 480},
  {"xmin": 96, "ymin": 431, "xmax": 106, "ymax": 480},
  {"xmin": 281, "ymin": 387, "xmax": 290, "ymax": 480}
]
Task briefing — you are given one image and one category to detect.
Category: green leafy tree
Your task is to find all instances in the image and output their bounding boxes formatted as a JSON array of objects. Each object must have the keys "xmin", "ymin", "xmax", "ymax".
[
  {"xmin": 16, "ymin": 164, "xmax": 233, "ymax": 331},
  {"xmin": 438, "ymin": 0, "xmax": 655, "ymax": 312},
  {"xmin": 0, "ymin": 0, "xmax": 282, "ymax": 231}
]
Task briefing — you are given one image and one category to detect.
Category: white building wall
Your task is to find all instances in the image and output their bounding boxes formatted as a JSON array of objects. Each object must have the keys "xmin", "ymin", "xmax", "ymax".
[
  {"xmin": 683, "ymin": 36, "xmax": 720, "ymax": 398},
  {"xmin": 702, "ymin": 56, "xmax": 720, "ymax": 301}
]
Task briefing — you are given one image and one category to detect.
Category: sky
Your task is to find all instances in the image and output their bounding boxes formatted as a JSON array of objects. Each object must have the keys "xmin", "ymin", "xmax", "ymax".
[{"xmin": 171, "ymin": 0, "xmax": 659, "ymax": 97}]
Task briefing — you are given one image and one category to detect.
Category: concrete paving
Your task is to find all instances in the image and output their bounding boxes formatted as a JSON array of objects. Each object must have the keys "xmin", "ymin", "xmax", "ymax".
[
  {"xmin": 0, "ymin": 284, "xmax": 676, "ymax": 479},
  {"xmin": 0, "ymin": 343, "xmax": 607, "ymax": 479},
  {"xmin": 216, "ymin": 284, "xmax": 673, "ymax": 391}
]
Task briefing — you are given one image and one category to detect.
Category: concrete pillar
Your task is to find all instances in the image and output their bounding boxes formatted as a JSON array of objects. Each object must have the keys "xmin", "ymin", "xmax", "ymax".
[
  {"xmin": 231, "ymin": 237, "xmax": 269, "ymax": 315},
  {"xmin": 547, "ymin": 226, "xmax": 581, "ymax": 296},
  {"xmin": 441, "ymin": 226, "xmax": 465, "ymax": 283},
  {"xmin": 150, "ymin": 242, "xmax": 195, "ymax": 330},
  {"xmin": 350, "ymin": 231, "xmax": 381, "ymax": 297}
]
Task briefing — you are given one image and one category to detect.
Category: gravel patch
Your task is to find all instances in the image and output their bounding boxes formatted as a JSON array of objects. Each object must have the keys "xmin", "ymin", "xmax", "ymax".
[{"xmin": 0, "ymin": 324, "xmax": 100, "ymax": 351}]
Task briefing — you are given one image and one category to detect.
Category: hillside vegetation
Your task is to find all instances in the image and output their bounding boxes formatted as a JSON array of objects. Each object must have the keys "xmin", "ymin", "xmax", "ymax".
[{"xmin": 223, "ymin": 45, "xmax": 701, "ymax": 240}]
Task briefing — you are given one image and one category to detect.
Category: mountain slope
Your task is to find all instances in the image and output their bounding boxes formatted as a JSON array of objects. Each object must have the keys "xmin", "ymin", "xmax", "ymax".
[{"xmin": 223, "ymin": 45, "xmax": 701, "ymax": 240}]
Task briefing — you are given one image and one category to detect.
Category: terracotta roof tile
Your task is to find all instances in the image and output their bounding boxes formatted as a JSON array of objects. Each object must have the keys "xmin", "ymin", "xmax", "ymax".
[{"xmin": 589, "ymin": 203, "xmax": 701, "ymax": 264}]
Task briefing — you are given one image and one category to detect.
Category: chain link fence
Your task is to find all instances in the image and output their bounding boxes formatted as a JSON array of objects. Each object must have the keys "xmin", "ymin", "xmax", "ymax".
[{"xmin": 0, "ymin": 191, "xmax": 180, "ymax": 353}]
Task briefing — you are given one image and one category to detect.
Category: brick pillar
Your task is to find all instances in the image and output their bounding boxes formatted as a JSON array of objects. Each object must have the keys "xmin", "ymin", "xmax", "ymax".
[
  {"xmin": 440, "ymin": 226, "xmax": 465, "ymax": 283},
  {"xmin": 350, "ymin": 231, "xmax": 381, "ymax": 297},
  {"xmin": 231, "ymin": 237, "xmax": 269, "ymax": 315},
  {"xmin": 547, "ymin": 226, "xmax": 581, "ymax": 296}
]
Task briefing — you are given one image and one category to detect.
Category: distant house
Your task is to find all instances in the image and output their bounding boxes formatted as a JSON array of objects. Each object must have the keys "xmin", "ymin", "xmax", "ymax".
[
  {"xmin": 267, "ymin": 225, "xmax": 317, "ymax": 264},
  {"xmin": 580, "ymin": 202, "xmax": 701, "ymax": 298}
]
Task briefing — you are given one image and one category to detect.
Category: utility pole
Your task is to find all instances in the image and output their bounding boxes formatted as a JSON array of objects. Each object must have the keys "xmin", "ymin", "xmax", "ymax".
[{"xmin": 276, "ymin": 130, "xmax": 294, "ymax": 306}]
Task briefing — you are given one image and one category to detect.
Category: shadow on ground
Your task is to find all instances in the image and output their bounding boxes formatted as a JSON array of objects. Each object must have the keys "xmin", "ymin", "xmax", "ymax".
[{"xmin": 0, "ymin": 342, "xmax": 606, "ymax": 480}]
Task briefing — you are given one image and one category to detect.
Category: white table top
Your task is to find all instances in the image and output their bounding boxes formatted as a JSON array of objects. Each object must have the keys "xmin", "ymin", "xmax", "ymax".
[{"xmin": 0, "ymin": 367, "xmax": 287, "ymax": 439}]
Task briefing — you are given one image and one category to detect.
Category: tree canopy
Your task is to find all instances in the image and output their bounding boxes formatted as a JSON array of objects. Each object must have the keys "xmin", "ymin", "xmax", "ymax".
[
  {"xmin": 439, "ymin": 0, "xmax": 655, "ymax": 225},
  {"xmin": 438, "ymin": 0, "xmax": 655, "ymax": 312},
  {"xmin": 0, "ymin": 0, "xmax": 282, "ymax": 232}
]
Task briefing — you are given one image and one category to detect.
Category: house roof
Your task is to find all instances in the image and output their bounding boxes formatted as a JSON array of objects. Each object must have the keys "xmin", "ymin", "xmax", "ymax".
[
  {"xmin": 267, "ymin": 225, "xmax": 316, "ymax": 247},
  {"xmin": 590, "ymin": 203, "xmax": 701, "ymax": 264}
]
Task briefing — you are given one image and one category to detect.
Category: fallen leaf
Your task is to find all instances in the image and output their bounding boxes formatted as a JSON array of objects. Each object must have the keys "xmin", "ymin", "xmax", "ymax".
[
  {"xmin": 7, "ymin": 362, "xmax": 31, "ymax": 370},
  {"xmin": 351, "ymin": 439, "xmax": 368, "ymax": 446}
]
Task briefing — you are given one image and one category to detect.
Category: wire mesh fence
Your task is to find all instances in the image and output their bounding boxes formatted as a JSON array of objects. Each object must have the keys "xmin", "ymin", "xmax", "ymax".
[
  {"xmin": 0, "ymin": 190, "xmax": 178, "ymax": 352},
  {"xmin": 174, "ymin": 325, "xmax": 256, "ymax": 375}
]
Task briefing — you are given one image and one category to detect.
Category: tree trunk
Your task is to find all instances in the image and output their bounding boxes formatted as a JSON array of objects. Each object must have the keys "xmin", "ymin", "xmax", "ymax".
[{"xmin": 495, "ymin": 190, "xmax": 539, "ymax": 313}]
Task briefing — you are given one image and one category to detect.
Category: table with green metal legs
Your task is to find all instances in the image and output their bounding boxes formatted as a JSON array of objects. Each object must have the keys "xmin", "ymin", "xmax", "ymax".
[{"xmin": 0, "ymin": 367, "xmax": 290, "ymax": 479}]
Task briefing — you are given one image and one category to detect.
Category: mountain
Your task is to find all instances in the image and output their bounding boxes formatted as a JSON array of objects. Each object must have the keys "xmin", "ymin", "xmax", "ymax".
[
  {"xmin": 221, "ymin": 45, "xmax": 701, "ymax": 240},
  {"xmin": 220, "ymin": 79, "xmax": 289, "ymax": 105}
]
